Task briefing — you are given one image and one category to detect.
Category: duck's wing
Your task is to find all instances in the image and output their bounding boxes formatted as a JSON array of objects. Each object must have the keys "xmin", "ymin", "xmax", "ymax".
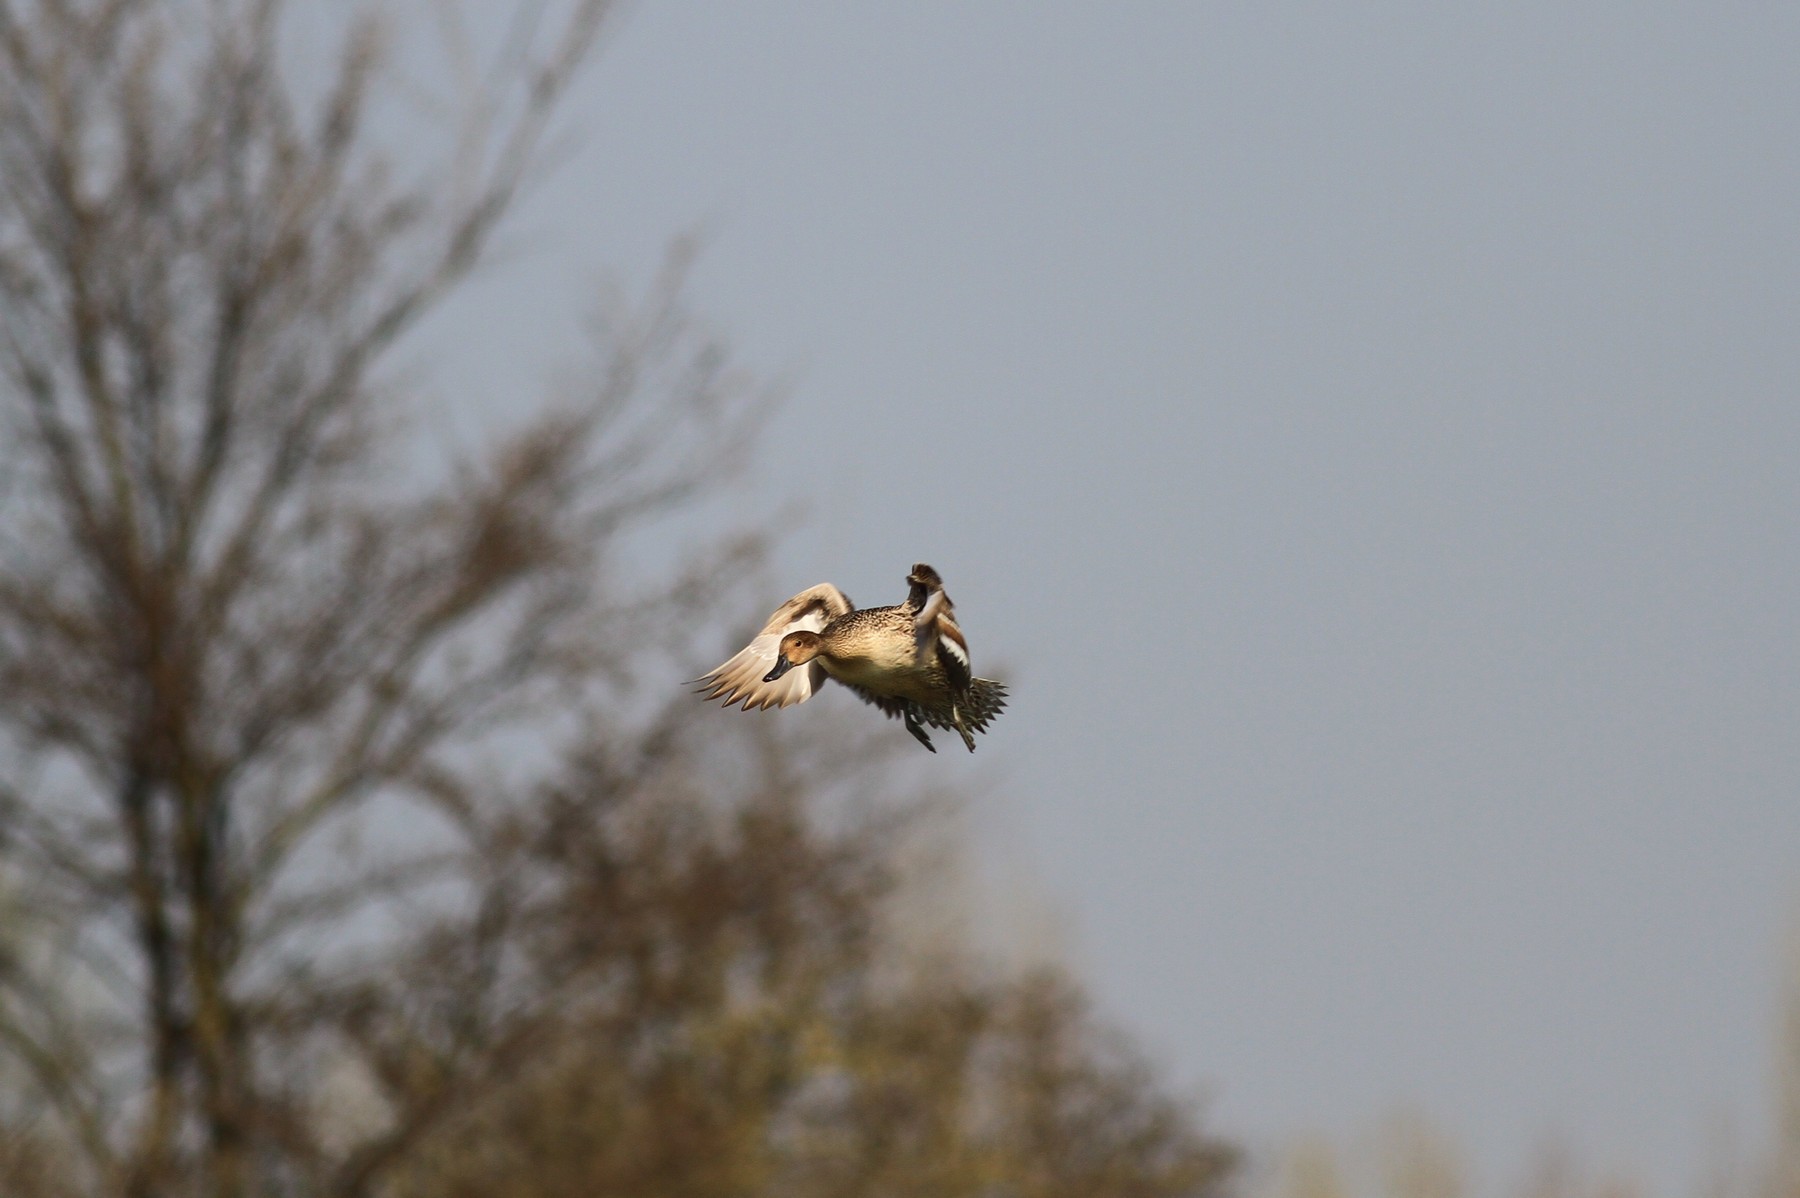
[
  {"xmin": 695, "ymin": 584, "xmax": 853, "ymax": 711},
  {"xmin": 912, "ymin": 587, "xmax": 972, "ymax": 692},
  {"xmin": 904, "ymin": 563, "xmax": 944, "ymax": 614}
]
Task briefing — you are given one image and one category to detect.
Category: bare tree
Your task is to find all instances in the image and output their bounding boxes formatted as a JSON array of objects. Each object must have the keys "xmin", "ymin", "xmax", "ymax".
[
  {"xmin": 0, "ymin": 3, "xmax": 1238, "ymax": 1197},
  {"xmin": 0, "ymin": 1, "xmax": 767, "ymax": 1193}
]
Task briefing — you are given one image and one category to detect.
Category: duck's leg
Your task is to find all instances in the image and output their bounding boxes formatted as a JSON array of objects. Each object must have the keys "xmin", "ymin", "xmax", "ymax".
[
  {"xmin": 903, "ymin": 711, "xmax": 937, "ymax": 753},
  {"xmin": 951, "ymin": 701, "xmax": 977, "ymax": 753}
]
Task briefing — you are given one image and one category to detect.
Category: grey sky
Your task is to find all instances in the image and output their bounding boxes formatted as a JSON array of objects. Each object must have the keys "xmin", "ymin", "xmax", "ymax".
[{"xmin": 428, "ymin": 3, "xmax": 1800, "ymax": 1191}]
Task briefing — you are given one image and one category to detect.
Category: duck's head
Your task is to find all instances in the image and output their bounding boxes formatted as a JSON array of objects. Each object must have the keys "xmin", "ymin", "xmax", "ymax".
[{"xmin": 764, "ymin": 630, "xmax": 824, "ymax": 682}]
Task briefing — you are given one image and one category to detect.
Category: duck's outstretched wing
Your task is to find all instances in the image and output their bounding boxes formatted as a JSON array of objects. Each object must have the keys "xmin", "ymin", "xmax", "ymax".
[
  {"xmin": 695, "ymin": 584, "xmax": 853, "ymax": 711},
  {"xmin": 930, "ymin": 605, "xmax": 973, "ymax": 693},
  {"xmin": 912, "ymin": 583, "xmax": 972, "ymax": 693}
]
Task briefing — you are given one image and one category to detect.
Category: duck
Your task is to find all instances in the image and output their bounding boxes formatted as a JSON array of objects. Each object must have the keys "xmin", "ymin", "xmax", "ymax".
[{"xmin": 696, "ymin": 563, "xmax": 1007, "ymax": 752}]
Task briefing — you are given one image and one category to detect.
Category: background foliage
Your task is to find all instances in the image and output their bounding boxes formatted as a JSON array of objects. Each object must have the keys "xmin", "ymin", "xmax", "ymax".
[{"xmin": 0, "ymin": 3, "xmax": 1233, "ymax": 1195}]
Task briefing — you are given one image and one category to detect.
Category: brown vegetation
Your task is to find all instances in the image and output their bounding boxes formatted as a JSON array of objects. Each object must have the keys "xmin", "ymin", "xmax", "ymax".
[{"xmin": 0, "ymin": 3, "xmax": 1235, "ymax": 1196}]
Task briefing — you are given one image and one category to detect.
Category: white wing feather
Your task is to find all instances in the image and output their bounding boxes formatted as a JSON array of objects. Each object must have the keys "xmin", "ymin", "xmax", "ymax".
[
  {"xmin": 911, "ymin": 583, "xmax": 971, "ymax": 684},
  {"xmin": 695, "ymin": 584, "xmax": 852, "ymax": 711},
  {"xmin": 912, "ymin": 587, "xmax": 947, "ymax": 656}
]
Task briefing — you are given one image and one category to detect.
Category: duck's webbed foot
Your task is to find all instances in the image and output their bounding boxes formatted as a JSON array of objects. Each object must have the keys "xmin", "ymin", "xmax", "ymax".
[{"xmin": 903, "ymin": 712, "xmax": 937, "ymax": 753}]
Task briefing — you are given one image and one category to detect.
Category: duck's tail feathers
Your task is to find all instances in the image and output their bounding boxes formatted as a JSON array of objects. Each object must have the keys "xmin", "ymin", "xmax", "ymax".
[
  {"xmin": 959, "ymin": 677, "xmax": 1008, "ymax": 734},
  {"xmin": 916, "ymin": 676, "xmax": 1008, "ymax": 748}
]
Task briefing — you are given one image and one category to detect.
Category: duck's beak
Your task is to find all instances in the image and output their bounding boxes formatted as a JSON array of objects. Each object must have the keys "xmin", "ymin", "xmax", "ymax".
[{"xmin": 763, "ymin": 654, "xmax": 794, "ymax": 683}]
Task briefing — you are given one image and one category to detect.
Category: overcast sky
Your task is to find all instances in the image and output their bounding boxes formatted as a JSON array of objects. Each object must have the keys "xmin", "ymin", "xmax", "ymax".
[{"xmin": 427, "ymin": 4, "xmax": 1800, "ymax": 1192}]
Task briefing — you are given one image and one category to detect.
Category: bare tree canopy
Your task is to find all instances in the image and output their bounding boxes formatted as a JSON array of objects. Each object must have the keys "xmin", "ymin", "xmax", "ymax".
[{"xmin": 0, "ymin": 3, "xmax": 1236, "ymax": 1196}]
